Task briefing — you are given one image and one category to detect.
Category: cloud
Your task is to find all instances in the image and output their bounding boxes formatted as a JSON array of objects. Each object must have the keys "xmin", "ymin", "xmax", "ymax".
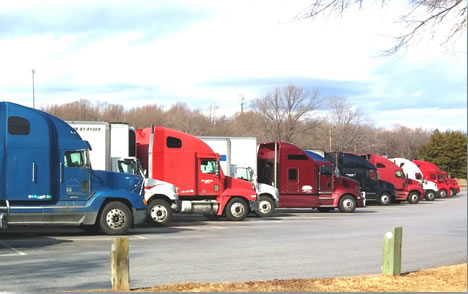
[{"xmin": 0, "ymin": 1, "xmax": 210, "ymax": 39}]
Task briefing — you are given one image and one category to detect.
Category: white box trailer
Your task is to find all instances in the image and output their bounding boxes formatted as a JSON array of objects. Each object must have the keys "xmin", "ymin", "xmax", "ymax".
[
  {"xmin": 67, "ymin": 121, "xmax": 180, "ymax": 227},
  {"xmin": 199, "ymin": 136, "xmax": 279, "ymax": 217}
]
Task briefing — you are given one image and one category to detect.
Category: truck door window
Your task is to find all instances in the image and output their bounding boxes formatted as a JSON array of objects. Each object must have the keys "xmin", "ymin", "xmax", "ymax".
[
  {"xmin": 415, "ymin": 173, "xmax": 423, "ymax": 180},
  {"xmin": 8, "ymin": 116, "xmax": 30, "ymax": 135},
  {"xmin": 201, "ymin": 159, "xmax": 217, "ymax": 174},
  {"xmin": 395, "ymin": 170, "xmax": 404, "ymax": 178},
  {"xmin": 64, "ymin": 151, "xmax": 88, "ymax": 168},
  {"xmin": 430, "ymin": 174, "xmax": 436, "ymax": 180},
  {"xmin": 288, "ymin": 169, "xmax": 298, "ymax": 181},
  {"xmin": 320, "ymin": 166, "xmax": 332, "ymax": 177}
]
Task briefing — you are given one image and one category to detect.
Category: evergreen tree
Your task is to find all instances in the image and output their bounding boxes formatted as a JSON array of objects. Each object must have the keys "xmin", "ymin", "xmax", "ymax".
[{"xmin": 419, "ymin": 130, "xmax": 467, "ymax": 179}]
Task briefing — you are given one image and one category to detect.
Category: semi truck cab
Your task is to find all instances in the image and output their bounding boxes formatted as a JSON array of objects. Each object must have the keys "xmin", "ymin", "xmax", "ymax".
[
  {"xmin": 136, "ymin": 127, "xmax": 258, "ymax": 221},
  {"xmin": 325, "ymin": 152, "xmax": 396, "ymax": 206}
]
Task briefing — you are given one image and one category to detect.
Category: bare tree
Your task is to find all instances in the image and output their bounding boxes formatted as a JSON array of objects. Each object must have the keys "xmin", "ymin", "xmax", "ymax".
[
  {"xmin": 125, "ymin": 104, "xmax": 166, "ymax": 129},
  {"xmin": 42, "ymin": 99, "xmax": 100, "ymax": 121},
  {"xmin": 297, "ymin": 0, "xmax": 467, "ymax": 54},
  {"xmin": 328, "ymin": 97, "xmax": 368, "ymax": 152},
  {"xmin": 252, "ymin": 84, "xmax": 321, "ymax": 144}
]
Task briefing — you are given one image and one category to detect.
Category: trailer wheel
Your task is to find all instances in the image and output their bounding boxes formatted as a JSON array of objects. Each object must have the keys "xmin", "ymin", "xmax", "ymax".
[
  {"xmin": 99, "ymin": 202, "xmax": 132, "ymax": 235},
  {"xmin": 378, "ymin": 193, "xmax": 392, "ymax": 206},
  {"xmin": 424, "ymin": 190, "xmax": 436, "ymax": 201},
  {"xmin": 147, "ymin": 199, "xmax": 172, "ymax": 227},
  {"xmin": 438, "ymin": 188, "xmax": 447, "ymax": 198},
  {"xmin": 225, "ymin": 198, "xmax": 248, "ymax": 221},
  {"xmin": 407, "ymin": 192, "xmax": 420, "ymax": 204},
  {"xmin": 338, "ymin": 195, "xmax": 357, "ymax": 213},
  {"xmin": 255, "ymin": 196, "xmax": 275, "ymax": 217},
  {"xmin": 317, "ymin": 207, "xmax": 334, "ymax": 213}
]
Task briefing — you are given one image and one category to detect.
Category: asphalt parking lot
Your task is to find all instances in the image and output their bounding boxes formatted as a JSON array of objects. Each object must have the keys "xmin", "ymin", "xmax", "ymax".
[{"xmin": 0, "ymin": 190, "xmax": 466, "ymax": 292}]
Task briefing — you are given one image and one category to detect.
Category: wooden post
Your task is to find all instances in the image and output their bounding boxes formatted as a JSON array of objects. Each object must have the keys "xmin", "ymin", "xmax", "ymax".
[
  {"xmin": 111, "ymin": 237, "xmax": 130, "ymax": 291},
  {"xmin": 382, "ymin": 227, "xmax": 402, "ymax": 276}
]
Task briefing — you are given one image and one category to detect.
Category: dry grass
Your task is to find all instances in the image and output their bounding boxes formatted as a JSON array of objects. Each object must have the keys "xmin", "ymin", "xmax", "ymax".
[{"xmin": 126, "ymin": 264, "xmax": 467, "ymax": 292}]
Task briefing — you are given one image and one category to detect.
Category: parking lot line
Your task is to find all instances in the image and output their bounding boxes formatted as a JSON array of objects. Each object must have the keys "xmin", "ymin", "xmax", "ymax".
[{"xmin": 0, "ymin": 241, "xmax": 27, "ymax": 256}]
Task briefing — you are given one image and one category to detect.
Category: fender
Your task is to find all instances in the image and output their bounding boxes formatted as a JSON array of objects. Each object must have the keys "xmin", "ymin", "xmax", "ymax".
[
  {"xmin": 94, "ymin": 189, "xmax": 147, "ymax": 210},
  {"xmin": 216, "ymin": 188, "xmax": 257, "ymax": 216},
  {"xmin": 331, "ymin": 188, "xmax": 364, "ymax": 207}
]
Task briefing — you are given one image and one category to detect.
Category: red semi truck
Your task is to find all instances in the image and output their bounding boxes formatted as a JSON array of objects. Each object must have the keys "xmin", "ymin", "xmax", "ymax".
[
  {"xmin": 136, "ymin": 126, "xmax": 258, "ymax": 221},
  {"xmin": 413, "ymin": 160, "xmax": 458, "ymax": 197},
  {"xmin": 362, "ymin": 154, "xmax": 424, "ymax": 204},
  {"xmin": 257, "ymin": 142, "xmax": 365, "ymax": 213}
]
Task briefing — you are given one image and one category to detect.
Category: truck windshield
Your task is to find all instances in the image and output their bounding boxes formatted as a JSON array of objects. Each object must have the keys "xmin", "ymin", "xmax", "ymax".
[
  {"xmin": 64, "ymin": 150, "xmax": 90, "ymax": 168},
  {"xmin": 395, "ymin": 170, "xmax": 405, "ymax": 179},
  {"xmin": 117, "ymin": 159, "xmax": 139, "ymax": 175},
  {"xmin": 236, "ymin": 167, "xmax": 253, "ymax": 182}
]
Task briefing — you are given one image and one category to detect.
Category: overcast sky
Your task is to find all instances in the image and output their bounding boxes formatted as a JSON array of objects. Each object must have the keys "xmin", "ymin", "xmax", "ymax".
[{"xmin": 1, "ymin": 0, "xmax": 466, "ymax": 131}]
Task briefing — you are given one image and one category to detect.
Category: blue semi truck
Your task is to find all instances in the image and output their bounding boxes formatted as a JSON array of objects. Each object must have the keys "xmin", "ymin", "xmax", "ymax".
[{"xmin": 0, "ymin": 102, "xmax": 147, "ymax": 234}]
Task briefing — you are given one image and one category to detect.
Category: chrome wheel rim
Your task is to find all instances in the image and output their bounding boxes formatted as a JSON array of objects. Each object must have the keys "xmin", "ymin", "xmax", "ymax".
[
  {"xmin": 106, "ymin": 209, "xmax": 126, "ymax": 229},
  {"xmin": 151, "ymin": 205, "xmax": 167, "ymax": 222}
]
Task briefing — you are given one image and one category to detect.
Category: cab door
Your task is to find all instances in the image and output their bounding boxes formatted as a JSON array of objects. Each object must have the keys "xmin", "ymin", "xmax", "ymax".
[
  {"xmin": 61, "ymin": 150, "xmax": 92, "ymax": 202},
  {"xmin": 198, "ymin": 158, "xmax": 223, "ymax": 196},
  {"xmin": 319, "ymin": 165, "xmax": 333, "ymax": 194}
]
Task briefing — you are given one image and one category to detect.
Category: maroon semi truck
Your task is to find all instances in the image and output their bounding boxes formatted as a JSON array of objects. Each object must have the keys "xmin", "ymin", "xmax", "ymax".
[{"xmin": 257, "ymin": 142, "xmax": 365, "ymax": 213}]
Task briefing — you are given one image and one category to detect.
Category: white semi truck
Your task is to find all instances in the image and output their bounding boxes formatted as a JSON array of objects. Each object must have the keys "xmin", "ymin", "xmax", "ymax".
[
  {"xmin": 198, "ymin": 136, "xmax": 279, "ymax": 217},
  {"xmin": 391, "ymin": 158, "xmax": 438, "ymax": 201},
  {"xmin": 67, "ymin": 121, "xmax": 180, "ymax": 226}
]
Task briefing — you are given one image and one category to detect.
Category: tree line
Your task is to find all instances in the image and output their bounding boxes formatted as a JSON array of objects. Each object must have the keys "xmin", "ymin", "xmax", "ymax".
[{"xmin": 41, "ymin": 85, "xmax": 466, "ymax": 178}]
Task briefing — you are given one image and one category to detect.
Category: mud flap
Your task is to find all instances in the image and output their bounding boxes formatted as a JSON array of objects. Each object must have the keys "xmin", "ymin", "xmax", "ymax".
[{"xmin": 0, "ymin": 213, "xmax": 8, "ymax": 229}]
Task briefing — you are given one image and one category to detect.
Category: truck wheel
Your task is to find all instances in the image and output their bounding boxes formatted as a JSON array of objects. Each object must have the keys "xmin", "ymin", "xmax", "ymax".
[
  {"xmin": 438, "ymin": 188, "xmax": 447, "ymax": 198},
  {"xmin": 451, "ymin": 188, "xmax": 457, "ymax": 196},
  {"xmin": 225, "ymin": 198, "xmax": 248, "ymax": 221},
  {"xmin": 99, "ymin": 202, "xmax": 132, "ymax": 235},
  {"xmin": 255, "ymin": 196, "xmax": 274, "ymax": 217},
  {"xmin": 338, "ymin": 195, "xmax": 357, "ymax": 213},
  {"xmin": 407, "ymin": 192, "xmax": 420, "ymax": 204},
  {"xmin": 317, "ymin": 207, "xmax": 334, "ymax": 212},
  {"xmin": 424, "ymin": 190, "xmax": 436, "ymax": 201},
  {"xmin": 147, "ymin": 199, "xmax": 172, "ymax": 227},
  {"xmin": 378, "ymin": 193, "xmax": 392, "ymax": 206}
]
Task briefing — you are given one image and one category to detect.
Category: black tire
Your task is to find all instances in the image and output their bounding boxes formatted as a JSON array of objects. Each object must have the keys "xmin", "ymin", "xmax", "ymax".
[
  {"xmin": 203, "ymin": 214, "xmax": 221, "ymax": 221},
  {"xmin": 317, "ymin": 207, "xmax": 334, "ymax": 213},
  {"xmin": 98, "ymin": 202, "xmax": 132, "ymax": 235},
  {"xmin": 438, "ymin": 188, "xmax": 447, "ymax": 198},
  {"xmin": 338, "ymin": 195, "xmax": 357, "ymax": 213},
  {"xmin": 451, "ymin": 188, "xmax": 458, "ymax": 196},
  {"xmin": 225, "ymin": 198, "xmax": 248, "ymax": 221},
  {"xmin": 147, "ymin": 199, "xmax": 172, "ymax": 227},
  {"xmin": 378, "ymin": 192, "xmax": 392, "ymax": 206},
  {"xmin": 407, "ymin": 192, "xmax": 420, "ymax": 204},
  {"xmin": 424, "ymin": 190, "xmax": 436, "ymax": 201},
  {"xmin": 255, "ymin": 195, "xmax": 275, "ymax": 217}
]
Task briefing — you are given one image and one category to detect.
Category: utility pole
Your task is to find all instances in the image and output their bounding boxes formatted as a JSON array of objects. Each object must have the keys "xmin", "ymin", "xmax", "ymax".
[
  {"xmin": 32, "ymin": 69, "xmax": 35, "ymax": 109},
  {"xmin": 329, "ymin": 128, "xmax": 332, "ymax": 152},
  {"xmin": 240, "ymin": 95, "xmax": 245, "ymax": 113}
]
